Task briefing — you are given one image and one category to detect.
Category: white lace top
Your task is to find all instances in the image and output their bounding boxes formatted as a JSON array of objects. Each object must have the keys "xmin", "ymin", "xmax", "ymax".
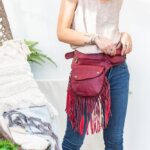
[{"xmin": 70, "ymin": 0, "xmax": 123, "ymax": 53}]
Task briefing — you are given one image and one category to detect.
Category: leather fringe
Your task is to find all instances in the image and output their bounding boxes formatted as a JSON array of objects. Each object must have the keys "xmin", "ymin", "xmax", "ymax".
[{"xmin": 65, "ymin": 76, "xmax": 112, "ymax": 135}]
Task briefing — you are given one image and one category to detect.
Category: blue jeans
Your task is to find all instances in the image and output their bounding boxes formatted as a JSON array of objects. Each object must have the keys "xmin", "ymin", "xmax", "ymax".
[{"xmin": 62, "ymin": 61, "xmax": 130, "ymax": 150}]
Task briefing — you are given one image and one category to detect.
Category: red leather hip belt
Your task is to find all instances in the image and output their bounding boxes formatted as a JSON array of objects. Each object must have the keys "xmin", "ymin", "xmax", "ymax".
[{"xmin": 65, "ymin": 46, "xmax": 126, "ymax": 135}]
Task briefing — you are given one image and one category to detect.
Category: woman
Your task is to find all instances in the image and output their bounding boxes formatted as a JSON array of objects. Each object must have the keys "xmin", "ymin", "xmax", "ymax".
[{"xmin": 57, "ymin": 0, "xmax": 132, "ymax": 150}]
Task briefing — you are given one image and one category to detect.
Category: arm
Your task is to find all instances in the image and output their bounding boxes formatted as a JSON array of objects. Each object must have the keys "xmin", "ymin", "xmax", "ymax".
[
  {"xmin": 57, "ymin": 0, "xmax": 116, "ymax": 55},
  {"xmin": 57, "ymin": 0, "xmax": 93, "ymax": 46}
]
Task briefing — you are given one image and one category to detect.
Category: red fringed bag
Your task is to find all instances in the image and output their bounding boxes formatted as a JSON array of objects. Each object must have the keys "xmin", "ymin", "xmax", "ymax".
[{"xmin": 65, "ymin": 47, "xmax": 126, "ymax": 135}]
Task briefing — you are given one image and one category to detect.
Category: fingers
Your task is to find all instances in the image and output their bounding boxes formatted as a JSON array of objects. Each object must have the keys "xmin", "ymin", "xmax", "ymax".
[
  {"xmin": 121, "ymin": 43, "xmax": 126, "ymax": 56},
  {"xmin": 121, "ymin": 42, "xmax": 132, "ymax": 56},
  {"xmin": 125, "ymin": 44, "xmax": 132, "ymax": 54},
  {"xmin": 115, "ymin": 41, "xmax": 122, "ymax": 49},
  {"xmin": 110, "ymin": 45, "xmax": 117, "ymax": 56},
  {"xmin": 103, "ymin": 44, "xmax": 116, "ymax": 56},
  {"xmin": 95, "ymin": 37, "xmax": 117, "ymax": 56},
  {"xmin": 121, "ymin": 32, "xmax": 132, "ymax": 55}
]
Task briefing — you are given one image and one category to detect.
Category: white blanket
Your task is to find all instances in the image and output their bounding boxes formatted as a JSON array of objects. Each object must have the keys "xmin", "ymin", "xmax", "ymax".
[
  {"xmin": 0, "ymin": 39, "xmax": 58, "ymax": 117},
  {"xmin": 0, "ymin": 39, "xmax": 59, "ymax": 150}
]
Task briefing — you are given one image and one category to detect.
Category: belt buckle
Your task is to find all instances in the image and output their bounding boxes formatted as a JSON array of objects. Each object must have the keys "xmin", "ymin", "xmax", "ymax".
[{"xmin": 74, "ymin": 57, "xmax": 78, "ymax": 63}]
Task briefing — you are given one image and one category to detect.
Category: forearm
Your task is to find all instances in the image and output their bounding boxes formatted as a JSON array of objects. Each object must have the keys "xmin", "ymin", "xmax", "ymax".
[
  {"xmin": 57, "ymin": 0, "xmax": 97, "ymax": 46},
  {"xmin": 57, "ymin": 28, "xmax": 97, "ymax": 46}
]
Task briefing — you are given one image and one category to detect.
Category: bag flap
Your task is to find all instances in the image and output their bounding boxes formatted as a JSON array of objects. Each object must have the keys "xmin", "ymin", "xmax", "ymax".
[{"xmin": 71, "ymin": 65, "xmax": 104, "ymax": 80}]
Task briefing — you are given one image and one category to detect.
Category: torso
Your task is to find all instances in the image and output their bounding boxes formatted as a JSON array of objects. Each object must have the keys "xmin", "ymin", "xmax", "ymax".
[{"xmin": 70, "ymin": 0, "xmax": 123, "ymax": 54}]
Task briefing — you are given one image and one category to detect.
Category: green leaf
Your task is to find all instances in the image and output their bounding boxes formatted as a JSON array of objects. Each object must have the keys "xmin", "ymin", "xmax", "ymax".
[
  {"xmin": 0, "ymin": 140, "xmax": 19, "ymax": 150},
  {"xmin": 24, "ymin": 39, "xmax": 57, "ymax": 66},
  {"xmin": 29, "ymin": 53, "xmax": 45, "ymax": 63},
  {"xmin": 24, "ymin": 39, "xmax": 39, "ymax": 48},
  {"xmin": 27, "ymin": 57, "xmax": 43, "ymax": 65}
]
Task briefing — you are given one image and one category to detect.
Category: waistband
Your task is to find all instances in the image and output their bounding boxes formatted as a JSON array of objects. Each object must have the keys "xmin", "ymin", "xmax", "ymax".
[{"xmin": 65, "ymin": 43, "xmax": 123, "ymax": 60}]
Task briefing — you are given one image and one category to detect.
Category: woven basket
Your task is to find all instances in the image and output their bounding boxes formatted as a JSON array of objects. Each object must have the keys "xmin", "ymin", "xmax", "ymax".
[{"xmin": 0, "ymin": 0, "xmax": 13, "ymax": 46}]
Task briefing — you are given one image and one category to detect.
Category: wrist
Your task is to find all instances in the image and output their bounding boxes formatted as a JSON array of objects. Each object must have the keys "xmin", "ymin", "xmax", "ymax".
[
  {"xmin": 84, "ymin": 33, "xmax": 99, "ymax": 45},
  {"xmin": 90, "ymin": 34, "xmax": 98, "ymax": 45}
]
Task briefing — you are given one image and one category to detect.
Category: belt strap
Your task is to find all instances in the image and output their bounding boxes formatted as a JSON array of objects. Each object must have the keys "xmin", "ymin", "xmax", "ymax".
[
  {"xmin": 65, "ymin": 51, "xmax": 75, "ymax": 59},
  {"xmin": 65, "ymin": 42, "xmax": 123, "ymax": 59}
]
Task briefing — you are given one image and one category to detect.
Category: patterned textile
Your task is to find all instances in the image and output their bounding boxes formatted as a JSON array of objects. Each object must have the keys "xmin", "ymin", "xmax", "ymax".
[{"xmin": 3, "ymin": 105, "xmax": 60, "ymax": 150}]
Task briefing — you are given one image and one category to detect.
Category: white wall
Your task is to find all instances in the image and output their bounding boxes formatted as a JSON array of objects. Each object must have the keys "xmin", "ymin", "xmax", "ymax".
[
  {"xmin": 120, "ymin": 1, "xmax": 150, "ymax": 149},
  {"xmin": 3, "ymin": 0, "xmax": 150, "ymax": 150},
  {"xmin": 3, "ymin": 0, "xmax": 71, "ymax": 80}
]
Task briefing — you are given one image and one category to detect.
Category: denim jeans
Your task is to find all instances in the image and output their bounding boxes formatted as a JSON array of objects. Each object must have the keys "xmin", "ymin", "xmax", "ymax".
[{"xmin": 62, "ymin": 61, "xmax": 130, "ymax": 150}]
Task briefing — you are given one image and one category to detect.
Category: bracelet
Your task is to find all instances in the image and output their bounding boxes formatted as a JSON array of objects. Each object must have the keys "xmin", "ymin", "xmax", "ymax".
[
  {"xmin": 84, "ymin": 33, "xmax": 99, "ymax": 45},
  {"xmin": 90, "ymin": 34, "xmax": 99, "ymax": 45}
]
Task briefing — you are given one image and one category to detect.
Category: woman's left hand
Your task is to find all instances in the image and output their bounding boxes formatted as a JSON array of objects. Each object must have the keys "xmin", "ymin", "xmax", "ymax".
[{"xmin": 120, "ymin": 32, "xmax": 132, "ymax": 56}]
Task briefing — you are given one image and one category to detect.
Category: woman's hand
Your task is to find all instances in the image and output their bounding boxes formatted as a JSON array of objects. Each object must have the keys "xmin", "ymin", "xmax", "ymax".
[
  {"xmin": 95, "ymin": 36, "xmax": 116, "ymax": 56},
  {"xmin": 120, "ymin": 32, "xmax": 132, "ymax": 56}
]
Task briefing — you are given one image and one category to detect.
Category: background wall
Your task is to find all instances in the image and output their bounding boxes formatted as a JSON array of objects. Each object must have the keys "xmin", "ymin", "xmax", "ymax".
[{"xmin": 3, "ymin": 0, "xmax": 150, "ymax": 150}]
